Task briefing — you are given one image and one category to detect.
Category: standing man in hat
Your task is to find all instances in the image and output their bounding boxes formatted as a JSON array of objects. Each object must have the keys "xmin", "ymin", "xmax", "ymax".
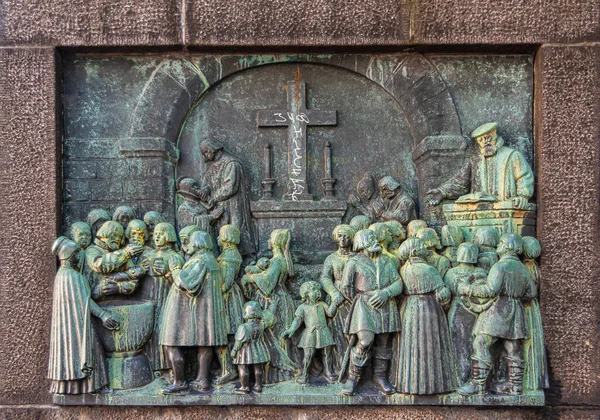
[{"xmin": 426, "ymin": 122, "xmax": 534, "ymax": 209}]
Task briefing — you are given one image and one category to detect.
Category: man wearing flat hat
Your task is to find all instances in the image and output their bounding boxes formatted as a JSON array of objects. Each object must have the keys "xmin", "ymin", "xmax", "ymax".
[{"xmin": 427, "ymin": 123, "xmax": 534, "ymax": 209}]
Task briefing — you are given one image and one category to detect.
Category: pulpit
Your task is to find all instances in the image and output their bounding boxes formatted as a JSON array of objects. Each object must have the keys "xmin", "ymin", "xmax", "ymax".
[{"xmin": 443, "ymin": 200, "xmax": 537, "ymax": 241}]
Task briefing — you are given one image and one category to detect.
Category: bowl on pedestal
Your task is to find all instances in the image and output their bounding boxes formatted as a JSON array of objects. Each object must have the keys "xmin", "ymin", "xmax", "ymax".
[{"xmin": 94, "ymin": 299, "xmax": 155, "ymax": 390}]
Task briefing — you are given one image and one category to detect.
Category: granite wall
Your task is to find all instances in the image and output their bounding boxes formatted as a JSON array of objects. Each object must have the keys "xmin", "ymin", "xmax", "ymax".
[{"xmin": 1, "ymin": 1, "xmax": 599, "ymax": 418}]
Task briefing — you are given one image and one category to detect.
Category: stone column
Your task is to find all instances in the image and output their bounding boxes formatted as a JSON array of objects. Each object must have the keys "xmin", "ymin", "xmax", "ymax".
[
  {"xmin": 0, "ymin": 47, "xmax": 57, "ymax": 405},
  {"xmin": 534, "ymin": 44, "xmax": 600, "ymax": 406}
]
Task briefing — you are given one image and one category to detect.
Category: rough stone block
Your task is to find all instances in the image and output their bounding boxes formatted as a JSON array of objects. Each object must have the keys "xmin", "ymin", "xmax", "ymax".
[
  {"xmin": 128, "ymin": 157, "xmax": 165, "ymax": 178},
  {"xmin": 413, "ymin": 0, "xmax": 599, "ymax": 44},
  {"xmin": 0, "ymin": 48, "xmax": 57, "ymax": 405},
  {"xmin": 124, "ymin": 179, "xmax": 163, "ymax": 201},
  {"xmin": 64, "ymin": 139, "xmax": 120, "ymax": 159},
  {"xmin": 63, "ymin": 159, "xmax": 97, "ymax": 179},
  {"xmin": 185, "ymin": 0, "xmax": 410, "ymax": 46},
  {"xmin": 95, "ymin": 159, "xmax": 130, "ymax": 179},
  {"xmin": 0, "ymin": 0, "xmax": 181, "ymax": 46},
  {"xmin": 64, "ymin": 180, "xmax": 92, "ymax": 202},
  {"xmin": 90, "ymin": 179, "xmax": 124, "ymax": 201},
  {"xmin": 534, "ymin": 45, "xmax": 600, "ymax": 406}
]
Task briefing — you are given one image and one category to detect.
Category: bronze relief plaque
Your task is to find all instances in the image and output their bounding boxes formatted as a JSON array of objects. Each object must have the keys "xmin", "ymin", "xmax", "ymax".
[{"xmin": 53, "ymin": 53, "xmax": 544, "ymax": 406}]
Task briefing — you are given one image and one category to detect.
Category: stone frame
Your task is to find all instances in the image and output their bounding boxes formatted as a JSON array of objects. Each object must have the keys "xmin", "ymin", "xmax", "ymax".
[{"xmin": 1, "ymin": 1, "xmax": 599, "ymax": 417}]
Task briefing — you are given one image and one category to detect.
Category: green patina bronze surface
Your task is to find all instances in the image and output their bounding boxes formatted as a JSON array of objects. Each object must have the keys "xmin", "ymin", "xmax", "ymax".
[{"xmin": 50, "ymin": 53, "xmax": 545, "ymax": 406}]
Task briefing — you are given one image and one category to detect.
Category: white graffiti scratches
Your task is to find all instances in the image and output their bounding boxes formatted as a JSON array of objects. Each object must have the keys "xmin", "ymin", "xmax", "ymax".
[
  {"xmin": 271, "ymin": 112, "xmax": 309, "ymax": 124},
  {"xmin": 283, "ymin": 113, "xmax": 309, "ymax": 201},
  {"xmin": 289, "ymin": 178, "xmax": 305, "ymax": 201}
]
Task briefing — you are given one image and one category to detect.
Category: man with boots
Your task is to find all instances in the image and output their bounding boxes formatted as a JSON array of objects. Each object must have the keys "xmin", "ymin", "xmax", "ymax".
[
  {"xmin": 457, "ymin": 233, "xmax": 537, "ymax": 396},
  {"xmin": 340, "ymin": 229, "xmax": 403, "ymax": 396}
]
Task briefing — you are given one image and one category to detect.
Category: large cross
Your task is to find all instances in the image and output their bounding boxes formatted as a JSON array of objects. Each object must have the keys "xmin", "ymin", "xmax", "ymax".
[{"xmin": 257, "ymin": 79, "xmax": 337, "ymax": 201}]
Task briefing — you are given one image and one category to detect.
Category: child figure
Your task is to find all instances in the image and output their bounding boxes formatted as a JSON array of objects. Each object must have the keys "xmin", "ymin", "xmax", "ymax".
[
  {"xmin": 242, "ymin": 258, "xmax": 271, "ymax": 300},
  {"xmin": 282, "ymin": 281, "xmax": 337, "ymax": 384},
  {"xmin": 231, "ymin": 301, "xmax": 275, "ymax": 394},
  {"xmin": 244, "ymin": 257, "xmax": 270, "ymax": 274}
]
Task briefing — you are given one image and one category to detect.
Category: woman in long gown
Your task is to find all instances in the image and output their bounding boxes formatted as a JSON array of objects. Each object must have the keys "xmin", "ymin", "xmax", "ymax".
[
  {"xmin": 241, "ymin": 228, "xmax": 299, "ymax": 382},
  {"xmin": 48, "ymin": 237, "xmax": 119, "ymax": 394},
  {"xmin": 395, "ymin": 238, "xmax": 456, "ymax": 395},
  {"xmin": 521, "ymin": 236, "xmax": 549, "ymax": 391}
]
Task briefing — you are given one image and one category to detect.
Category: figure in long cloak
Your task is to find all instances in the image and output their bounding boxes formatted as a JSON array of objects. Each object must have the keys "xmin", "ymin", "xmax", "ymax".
[
  {"xmin": 160, "ymin": 231, "xmax": 228, "ymax": 393},
  {"xmin": 138, "ymin": 222, "xmax": 184, "ymax": 373},
  {"xmin": 521, "ymin": 236, "xmax": 549, "ymax": 391},
  {"xmin": 241, "ymin": 229, "xmax": 299, "ymax": 382},
  {"xmin": 215, "ymin": 224, "xmax": 246, "ymax": 385},
  {"xmin": 48, "ymin": 237, "xmax": 119, "ymax": 394},
  {"xmin": 198, "ymin": 139, "xmax": 256, "ymax": 258},
  {"xmin": 396, "ymin": 238, "xmax": 456, "ymax": 395}
]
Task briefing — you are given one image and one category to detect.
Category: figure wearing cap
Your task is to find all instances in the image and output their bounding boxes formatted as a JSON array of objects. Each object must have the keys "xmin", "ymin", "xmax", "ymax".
[
  {"xmin": 48, "ymin": 236, "xmax": 119, "ymax": 395},
  {"xmin": 427, "ymin": 122, "xmax": 534, "ymax": 209},
  {"xmin": 371, "ymin": 175, "xmax": 416, "ymax": 226},
  {"xmin": 443, "ymin": 242, "xmax": 489, "ymax": 386},
  {"xmin": 456, "ymin": 234, "xmax": 537, "ymax": 396}
]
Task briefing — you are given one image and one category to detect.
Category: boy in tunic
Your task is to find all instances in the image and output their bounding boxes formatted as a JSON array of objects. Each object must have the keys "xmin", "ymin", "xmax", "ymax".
[{"xmin": 283, "ymin": 281, "xmax": 338, "ymax": 384}]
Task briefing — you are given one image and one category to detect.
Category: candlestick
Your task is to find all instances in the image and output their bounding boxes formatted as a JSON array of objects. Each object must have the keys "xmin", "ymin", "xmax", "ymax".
[
  {"xmin": 264, "ymin": 143, "xmax": 272, "ymax": 179},
  {"xmin": 324, "ymin": 141, "xmax": 332, "ymax": 178}
]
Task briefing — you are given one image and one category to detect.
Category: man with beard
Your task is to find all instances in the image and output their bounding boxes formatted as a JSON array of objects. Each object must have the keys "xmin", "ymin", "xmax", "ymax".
[
  {"xmin": 427, "ymin": 122, "xmax": 534, "ymax": 209},
  {"xmin": 340, "ymin": 229, "xmax": 403, "ymax": 396},
  {"xmin": 197, "ymin": 140, "xmax": 255, "ymax": 258},
  {"xmin": 85, "ymin": 221, "xmax": 144, "ymax": 300}
]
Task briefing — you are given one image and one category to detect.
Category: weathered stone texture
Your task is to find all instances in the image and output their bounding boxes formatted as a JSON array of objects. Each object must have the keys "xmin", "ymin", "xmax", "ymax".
[
  {"xmin": 413, "ymin": 1, "xmax": 600, "ymax": 44},
  {"xmin": 0, "ymin": 48, "xmax": 57, "ymax": 404},
  {"xmin": 2, "ymin": 406, "xmax": 600, "ymax": 419},
  {"xmin": 0, "ymin": 0, "xmax": 181, "ymax": 46},
  {"xmin": 185, "ymin": 0, "xmax": 410, "ymax": 46},
  {"xmin": 535, "ymin": 45, "xmax": 600, "ymax": 406}
]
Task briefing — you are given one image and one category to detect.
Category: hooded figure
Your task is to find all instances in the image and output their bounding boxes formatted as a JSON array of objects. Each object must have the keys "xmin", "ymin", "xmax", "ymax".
[
  {"xmin": 48, "ymin": 236, "xmax": 119, "ymax": 394},
  {"xmin": 395, "ymin": 238, "xmax": 456, "ymax": 395},
  {"xmin": 371, "ymin": 176, "xmax": 416, "ymax": 226}
]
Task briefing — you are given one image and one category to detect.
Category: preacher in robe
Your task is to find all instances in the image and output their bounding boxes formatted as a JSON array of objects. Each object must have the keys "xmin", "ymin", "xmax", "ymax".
[
  {"xmin": 426, "ymin": 122, "xmax": 534, "ymax": 210},
  {"xmin": 197, "ymin": 139, "xmax": 256, "ymax": 257}
]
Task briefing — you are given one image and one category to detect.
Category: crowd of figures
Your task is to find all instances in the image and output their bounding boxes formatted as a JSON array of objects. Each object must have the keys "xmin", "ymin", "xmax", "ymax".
[{"xmin": 49, "ymin": 203, "xmax": 547, "ymax": 398}]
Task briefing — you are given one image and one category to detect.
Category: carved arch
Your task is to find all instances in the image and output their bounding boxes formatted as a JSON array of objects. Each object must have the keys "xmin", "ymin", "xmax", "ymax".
[{"xmin": 127, "ymin": 53, "xmax": 462, "ymax": 147}]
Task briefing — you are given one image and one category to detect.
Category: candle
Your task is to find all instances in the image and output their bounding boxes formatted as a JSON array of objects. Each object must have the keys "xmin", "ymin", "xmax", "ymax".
[
  {"xmin": 324, "ymin": 141, "xmax": 332, "ymax": 178},
  {"xmin": 264, "ymin": 143, "xmax": 272, "ymax": 179}
]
